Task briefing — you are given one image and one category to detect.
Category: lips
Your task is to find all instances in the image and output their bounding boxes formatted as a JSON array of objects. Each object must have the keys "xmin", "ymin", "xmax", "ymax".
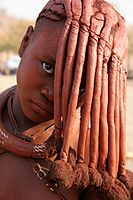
[{"xmin": 31, "ymin": 100, "xmax": 54, "ymax": 115}]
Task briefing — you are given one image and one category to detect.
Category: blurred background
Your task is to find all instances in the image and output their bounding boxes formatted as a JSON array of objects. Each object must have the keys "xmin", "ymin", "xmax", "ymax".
[{"xmin": 0, "ymin": 0, "xmax": 133, "ymax": 170}]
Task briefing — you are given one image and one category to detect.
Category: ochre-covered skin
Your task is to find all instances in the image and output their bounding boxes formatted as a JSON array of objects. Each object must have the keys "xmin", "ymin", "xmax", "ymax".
[{"xmin": 0, "ymin": 0, "xmax": 132, "ymax": 200}]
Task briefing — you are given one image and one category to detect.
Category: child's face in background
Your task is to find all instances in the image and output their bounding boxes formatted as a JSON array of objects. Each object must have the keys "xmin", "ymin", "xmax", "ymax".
[{"xmin": 17, "ymin": 19, "xmax": 64, "ymax": 123}]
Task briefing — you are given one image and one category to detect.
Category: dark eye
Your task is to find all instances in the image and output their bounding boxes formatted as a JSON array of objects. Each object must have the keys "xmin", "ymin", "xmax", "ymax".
[{"xmin": 42, "ymin": 62, "xmax": 54, "ymax": 74}]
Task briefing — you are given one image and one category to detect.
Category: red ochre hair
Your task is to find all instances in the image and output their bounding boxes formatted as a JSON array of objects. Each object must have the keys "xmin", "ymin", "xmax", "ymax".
[{"xmin": 36, "ymin": 0, "xmax": 130, "ymax": 199}]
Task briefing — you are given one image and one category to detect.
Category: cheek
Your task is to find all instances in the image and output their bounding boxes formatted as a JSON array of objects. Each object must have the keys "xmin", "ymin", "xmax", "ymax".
[
  {"xmin": 48, "ymin": 76, "xmax": 54, "ymax": 91},
  {"xmin": 17, "ymin": 59, "xmax": 38, "ymax": 89},
  {"xmin": 17, "ymin": 59, "xmax": 29, "ymax": 87}
]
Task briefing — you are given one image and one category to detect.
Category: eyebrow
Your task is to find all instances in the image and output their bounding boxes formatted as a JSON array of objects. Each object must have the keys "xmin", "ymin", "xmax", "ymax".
[{"xmin": 42, "ymin": 54, "xmax": 55, "ymax": 66}]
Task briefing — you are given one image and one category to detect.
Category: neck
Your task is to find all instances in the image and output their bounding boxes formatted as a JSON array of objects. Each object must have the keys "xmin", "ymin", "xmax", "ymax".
[{"xmin": 12, "ymin": 88, "xmax": 38, "ymax": 132}]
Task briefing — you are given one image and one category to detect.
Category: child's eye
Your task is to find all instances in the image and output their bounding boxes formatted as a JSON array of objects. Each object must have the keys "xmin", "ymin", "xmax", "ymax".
[{"xmin": 42, "ymin": 62, "xmax": 54, "ymax": 74}]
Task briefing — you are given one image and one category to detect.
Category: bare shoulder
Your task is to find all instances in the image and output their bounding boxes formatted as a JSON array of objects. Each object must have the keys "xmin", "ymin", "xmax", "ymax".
[
  {"xmin": 0, "ymin": 152, "xmax": 82, "ymax": 200},
  {"xmin": 0, "ymin": 152, "xmax": 32, "ymax": 190},
  {"xmin": 0, "ymin": 152, "xmax": 50, "ymax": 200}
]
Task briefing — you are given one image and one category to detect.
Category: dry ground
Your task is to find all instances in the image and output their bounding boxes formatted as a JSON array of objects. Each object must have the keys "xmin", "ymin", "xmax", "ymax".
[{"xmin": 0, "ymin": 74, "xmax": 133, "ymax": 170}]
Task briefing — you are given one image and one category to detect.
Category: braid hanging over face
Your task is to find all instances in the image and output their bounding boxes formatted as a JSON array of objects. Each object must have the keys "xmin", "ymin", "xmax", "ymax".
[
  {"xmin": 0, "ymin": 1, "xmax": 131, "ymax": 198},
  {"xmin": 36, "ymin": 0, "xmax": 129, "ymax": 196}
]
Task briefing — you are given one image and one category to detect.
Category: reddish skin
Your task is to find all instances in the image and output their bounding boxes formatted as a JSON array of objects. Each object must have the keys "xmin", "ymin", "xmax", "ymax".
[
  {"xmin": 0, "ymin": 0, "xmax": 129, "ymax": 199},
  {"xmin": 1, "ymin": 19, "xmax": 83, "ymax": 200},
  {"xmin": 0, "ymin": 16, "xmax": 101, "ymax": 200},
  {"xmin": 16, "ymin": 19, "xmax": 64, "ymax": 126}
]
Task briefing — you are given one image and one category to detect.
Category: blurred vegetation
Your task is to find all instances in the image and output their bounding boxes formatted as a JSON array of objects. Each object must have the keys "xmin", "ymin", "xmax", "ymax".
[{"xmin": 0, "ymin": 9, "xmax": 34, "ymax": 53}]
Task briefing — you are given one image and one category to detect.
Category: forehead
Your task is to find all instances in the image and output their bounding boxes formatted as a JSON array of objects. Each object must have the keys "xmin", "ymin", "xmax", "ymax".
[{"xmin": 31, "ymin": 18, "xmax": 65, "ymax": 63}]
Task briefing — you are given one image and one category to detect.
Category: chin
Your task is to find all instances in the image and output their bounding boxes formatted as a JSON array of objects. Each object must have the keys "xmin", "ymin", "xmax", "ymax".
[
  {"xmin": 26, "ymin": 112, "xmax": 54, "ymax": 123},
  {"xmin": 21, "ymin": 102, "xmax": 54, "ymax": 124}
]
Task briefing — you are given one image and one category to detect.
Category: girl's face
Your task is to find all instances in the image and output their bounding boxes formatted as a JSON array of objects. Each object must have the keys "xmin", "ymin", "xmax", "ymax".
[{"xmin": 17, "ymin": 19, "xmax": 64, "ymax": 123}]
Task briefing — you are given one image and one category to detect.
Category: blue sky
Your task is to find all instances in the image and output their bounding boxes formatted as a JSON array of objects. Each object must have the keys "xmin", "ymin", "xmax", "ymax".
[{"xmin": 0, "ymin": 0, "xmax": 133, "ymax": 25}]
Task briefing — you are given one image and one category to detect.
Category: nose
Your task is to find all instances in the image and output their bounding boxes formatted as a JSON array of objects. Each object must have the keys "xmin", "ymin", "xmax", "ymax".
[{"xmin": 40, "ymin": 86, "xmax": 54, "ymax": 103}]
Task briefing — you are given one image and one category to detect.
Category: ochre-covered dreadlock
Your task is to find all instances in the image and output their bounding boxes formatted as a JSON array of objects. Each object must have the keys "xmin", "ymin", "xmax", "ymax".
[
  {"xmin": 0, "ymin": 0, "xmax": 131, "ymax": 199},
  {"xmin": 37, "ymin": 0, "xmax": 130, "ymax": 196}
]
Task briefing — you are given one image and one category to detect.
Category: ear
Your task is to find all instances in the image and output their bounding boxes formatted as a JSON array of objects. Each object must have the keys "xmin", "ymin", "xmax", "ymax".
[{"xmin": 18, "ymin": 25, "xmax": 33, "ymax": 57}]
